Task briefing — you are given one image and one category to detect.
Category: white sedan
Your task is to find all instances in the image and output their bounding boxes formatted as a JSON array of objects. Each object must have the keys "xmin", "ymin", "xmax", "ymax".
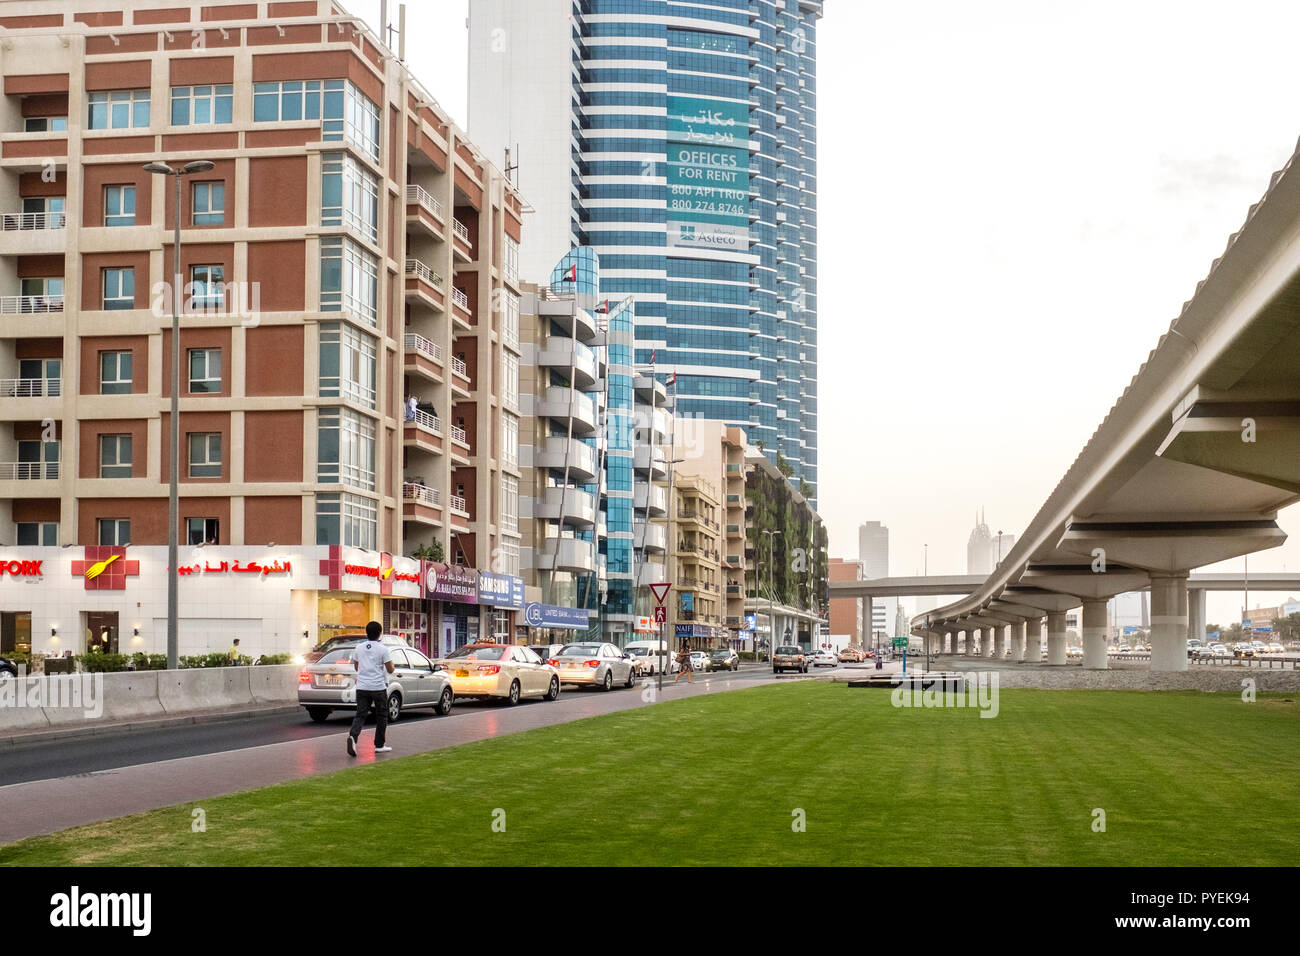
[
  {"xmin": 811, "ymin": 649, "xmax": 838, "ymax": 667},
  {"xmin": 549, "ymin": 642, "xmax": 636, "ymax": 690},
  {"xmin": 434, "ymin": 643, "xmax": 560, "ymax": 705}
]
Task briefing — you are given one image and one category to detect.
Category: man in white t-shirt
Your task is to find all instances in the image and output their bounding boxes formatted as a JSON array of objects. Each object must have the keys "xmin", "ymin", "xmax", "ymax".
[{"xmin": 347, "ymin": 621, "xmax": 395, "ymax": 756}]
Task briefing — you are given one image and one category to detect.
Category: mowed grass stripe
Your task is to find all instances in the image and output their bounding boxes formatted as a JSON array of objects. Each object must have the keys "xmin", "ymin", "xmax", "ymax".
[{"xmin": 1, "ymin": 683, "xmax": 1297, "ymax": 866}]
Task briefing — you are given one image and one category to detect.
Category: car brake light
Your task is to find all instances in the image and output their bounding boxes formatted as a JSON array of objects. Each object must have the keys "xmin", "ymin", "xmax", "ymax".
[
  {"xmin": 477, "ymin": 665, "xmax": 500, "ymax": 675},
  {"xmin": 585, "ymin": 660, "xmax": 600, "ymax": 668},
  {"xmin": 298, "ymin": 671, "xmax": 311, "ymax": 683},
  {"xmin": 547, "ymin": 659, "xmax": 559, "ymax": 666}
]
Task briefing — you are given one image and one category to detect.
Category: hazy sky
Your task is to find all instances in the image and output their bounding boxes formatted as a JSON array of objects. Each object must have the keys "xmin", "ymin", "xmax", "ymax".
[{"xmin": 347, "ymin": 0, "xmax": 1300, "ymax": 624}]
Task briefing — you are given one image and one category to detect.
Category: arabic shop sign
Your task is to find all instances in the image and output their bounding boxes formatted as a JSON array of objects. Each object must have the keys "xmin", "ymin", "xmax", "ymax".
[
  {"xmin": 424, "ymin": 562, "xmax": 479, "ymax": 603},
  {"xmin": 176, "ymin": 559, "xmax": 293, "ymax": 577},
  {"xmin": 668, "ymin": 95, "xmax": 748, "ymax": 148},
  {"xmin": 476, "ymin": 571, "xmax": 525, "ymax": 609}
]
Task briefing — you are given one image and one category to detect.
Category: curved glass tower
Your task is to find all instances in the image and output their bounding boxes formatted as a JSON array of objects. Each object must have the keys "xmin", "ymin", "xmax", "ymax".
[{"xmin": 470, "ymin": 0, "xmax": 823, "ymax": 505}]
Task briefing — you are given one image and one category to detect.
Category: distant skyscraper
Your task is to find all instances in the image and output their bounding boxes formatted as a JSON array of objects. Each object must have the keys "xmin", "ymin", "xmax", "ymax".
[
  {"xmin": 468, "ymin": 0, "xmax": 824, "ymax": 503},
  {"xmin": 858, "ymin": 520, "xmax": 893, "ymax": 638},
  {"xmin": 966, "ymin": 509, "xmax": 1014, "ymax": 575}
]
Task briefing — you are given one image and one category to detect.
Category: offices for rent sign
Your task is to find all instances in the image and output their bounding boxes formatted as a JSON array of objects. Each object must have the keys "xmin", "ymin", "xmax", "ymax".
[{"xmin": 667, "ymin": 114, "xmax": 750, "ymax": 250}]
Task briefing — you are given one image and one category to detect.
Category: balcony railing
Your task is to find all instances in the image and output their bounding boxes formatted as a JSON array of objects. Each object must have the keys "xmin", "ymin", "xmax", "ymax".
[
  {"xmin": 451, "ymin": 286, "xmax": 469, "ymax": 310},
  {"xmin": 451, "ymin": 355, "xmax": 468, "ymax": 379},
  {"xmin": 0, "ymin": 461, "xmax": 59, "ymax": 479},
  {"xmin": 404, "ymin": 184, "xmax": 444, "ymax": 221},
  {"xmin": 2, "ymin": 211, "xmax": 66, "ymax": 231},
  {"xmin": 449, "ymin": 493, "xmax": 468, "ymax": 514},
  {"xmin": 403, "ymin": 482, "xmax": 441, "ymax": 507},
  {"xmin": 0, "ymin": 294, "xmax": 64, "ymax": 314},
  {"xmin": 450, "ymin": 424, "xmax": 468, "ymax": 445},
  {"xmin": 408, "ymin": 408, "xmax": 443, "ymax": 436},
  {"xmin": 404, "ymin": 332, "xmax": 444, "ymax": 365},
  {"xmin": 0, "ymin": 377, "xmax": 61, "ymax": 397},
  {"xmin": 404, "ymin": 258, "xmax": 444, "ymax": 288},
  {"xmin": 452, "ymin": 219, "xmax": 471, "ymax": 243}
]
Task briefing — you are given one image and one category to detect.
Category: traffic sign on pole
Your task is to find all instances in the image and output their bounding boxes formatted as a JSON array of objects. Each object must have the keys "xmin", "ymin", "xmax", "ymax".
[
  {"xmin": 649, "ymin": 583, "xmax": 672, "ymax": 605},
  {"xmin": 653, "ymin": 605, "xmax": 667, "ymax": 624}
]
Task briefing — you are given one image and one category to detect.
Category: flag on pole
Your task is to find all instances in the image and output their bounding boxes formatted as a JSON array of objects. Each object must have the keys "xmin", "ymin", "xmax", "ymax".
[
  {"xmin": 562, "ymin": 264, "xmax": 577, "ymax": 282},
  {"xmin": 650, "ymin": 349, "xmax": 656, "ymax": 365}
]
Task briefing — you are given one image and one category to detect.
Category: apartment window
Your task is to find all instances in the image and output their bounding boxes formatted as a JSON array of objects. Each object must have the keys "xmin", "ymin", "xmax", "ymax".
[
  {"xmin": 503, "ymin": 291, "xmax": 519, "ymax": 350},
  {"xmin": 318, "ymin": 323, "xmax": 377, "ymax": 408},
  {"xmin": 99, "ymin": 351, "xmax": 133, "ymax": 394},
  {"xmin": 88, "ymin": 90, "xmax": 150, "ymax": 130},
  {"xmin": 103, "ymin": 268, "xmax": 134, "ymax": 310},
  {"xmin": 497, "ymin": 539, "xmax": 520, "ymax": 576},
  {"xmin": 192, "ymin": 182, "xmax": 225, "ymax": 225},
  {"xmin": 503, "ymin": 353, "xmax": 519, "ymax": 410},
  {"xmin": 16, "ymin": 522, "xmax": 58, "ymax": 546},
  {"xmin": 99, "ymin": 434, "xmax": 133, "ymax": 478},
  {"xmin": 321, "ymin": 153, "xmax": 379, "ymax": 243},
  {"xmin": 317, "ymin": 408, "xmax": 375, "ymax": 490},
  {"xmin": 189, "ymin": 264, "xmax": 224, "ymax": 310},
  {"xmin": 104, "ymin": 185, "xmax": 135, "ymax": 227},
  {"xmin": 500, "ymin": 473, "xmax": 519, "ymax": 535},
  {"xmin": 315, "ymin": 492, "xmax": 376, "ymax": 550},
  {"xmin": 186, "ymin": 517, "xmax": 220, "ymax": 545},
  {"xmin": 504, "ymin": 235, "xmax": 520, "ymax": 283},
  {"xmin": 188, "ymin": 433, "xmax": 222, "ymax": 478},
  {"xmin": 16, "ymin": 439, "xmax": 58, "ymax": 479},
  {"xmin": 24, "ymin": 116, "xmax": 67, "ymax": 132},
  {"xmin": 21, "ymin": 196, "xmax": 65, "ymax": 229},
  {"xmin": 188, "ymin": 349, "xmax": 222, "ymax": 393},
  {"xmin": 338, "ymin": 82, "xmax": 380, "ymax": 161},
  {"xmin": 502, "ymin": 413, "xmax": 518, "ymax": 470},
  {"xmin": 98, "ymin": 518, "xmax": 130, "ymax": 546},
  {"xmin": 251, "ymin": 79, "xmax": 379, "ymax": 161},
  {"xmin": 319, "ymin": 237, "xmax": 378, "ymax": 326},
  {"xmin": 170, "ymin": 85, "xmax": 233, "ymax": 126}
]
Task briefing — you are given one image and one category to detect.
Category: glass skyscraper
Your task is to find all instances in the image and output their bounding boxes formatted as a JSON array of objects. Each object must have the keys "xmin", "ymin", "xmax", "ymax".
[{"xmin": 470, "ymin": 0, "xmax": 823, "ymax": 505}]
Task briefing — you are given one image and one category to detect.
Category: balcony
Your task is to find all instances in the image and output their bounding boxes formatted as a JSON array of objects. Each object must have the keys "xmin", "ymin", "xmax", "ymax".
[
  {"xmin": 634, "ymin": 482, "xmax": 667, "ymax": 516},
  {"xmin": 533, "ymin": 537, "xmax": 597, "ymax": 574},
  {"xmin": 0, "ymin": 460, "xmax": 59, "ymax": 481},
  {"xmin": 638, "ymin": 561, "xmax": 667, "ymax": 585},
  {"xmin": 536, "ymin": 486, "xmax": 596, "ymax": 528},
  {"xmin": 403, "ymin": 333, "xmax": 445, "ymax": 382},
  {"xmin": 449, "ymin": 354, "xmax": 472, "ymax": 397},
  {"xmin": 0, "ymin": 377, "xmax": 61, "ymax": 421},
  {"xmin": 448, "ymin": 423, "xmax": 471, "ymax": 463},
  {"xmin": 405, "ymin": 184, "xmax": 446, "ymax": 240},
  {"xmin": 535, "ymin": 435, "xmax": 597, "ymax": 482},
  {"xmin": 0, "ymin": 294, "xmax": 64, "ymax": 315},
  {"xmin": 726, "ymin": 523, "xmax": 742, "ymax": 538},
  {"xmin": 0, "ymin": 209, "xmax": 67, "ymax": 255},
  {"xmin": 402, "ymin": 482, "xmax": 443, "ymax": 527},
  {"xmin": 640, "ymin": 522, "xmax": 667, "ymax": 553},
  {"xmin": 452, "ymin": 219, "xmax": 473, "ymax": 262},
  {"xmin": 633, "ymin": 445, "xmax": 666, "ymax": 479},
  {"xmin": 404, "ymin": 258, "xmax": 445, "ymax": 312},
  {"xmin": 537, "ymin": 387, "xmax": 597, "ymax": 435},
  {"xmin": 450, "ymin": 286, "xmax": 472, "ymax": 329},
  {"xmin": 403, "ymin": 408, "xmax": 444, "ymax": 454},
  {"xmin": 537, "ymin": 336, "xmax": 598, "ymax": 390}
]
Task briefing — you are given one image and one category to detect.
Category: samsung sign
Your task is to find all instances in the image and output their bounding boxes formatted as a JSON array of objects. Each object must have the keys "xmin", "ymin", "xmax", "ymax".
[{"xmin": 477, "ymin": 572, "xmax": 525, "ymax": 609}]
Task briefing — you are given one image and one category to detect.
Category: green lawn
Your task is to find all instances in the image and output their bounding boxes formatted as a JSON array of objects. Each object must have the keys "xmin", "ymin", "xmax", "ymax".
[{"xmin": 4, "ymin": 683, "xmax": 1298, "ymax": 866}]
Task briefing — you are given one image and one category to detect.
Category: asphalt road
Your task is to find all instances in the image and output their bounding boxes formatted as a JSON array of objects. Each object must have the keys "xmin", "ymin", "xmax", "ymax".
[{"xmin": 0, "ymin": 663, "xmax": 789, "ymax": 787}]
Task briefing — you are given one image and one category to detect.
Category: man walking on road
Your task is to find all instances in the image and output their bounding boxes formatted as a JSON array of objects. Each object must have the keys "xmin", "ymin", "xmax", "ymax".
[{"xmin": 347, "ymin": 621, "xmax": 394, "ymax": 756}]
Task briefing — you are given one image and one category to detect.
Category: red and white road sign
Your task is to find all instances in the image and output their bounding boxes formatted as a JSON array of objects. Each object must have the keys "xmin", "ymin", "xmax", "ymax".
[
  {"xmin": 649, "ymin": 583, "xmax": 672, "ymax": 605},
  {"xmin": 653, "ymin": 605, "xmax": 667, "ymax": 623}
]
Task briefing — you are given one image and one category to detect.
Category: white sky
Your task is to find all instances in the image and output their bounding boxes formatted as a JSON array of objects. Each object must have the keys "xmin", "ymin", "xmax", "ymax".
[{"xmin": 347, "ymin": 0, "xmax": 1300, "ymax": 626}]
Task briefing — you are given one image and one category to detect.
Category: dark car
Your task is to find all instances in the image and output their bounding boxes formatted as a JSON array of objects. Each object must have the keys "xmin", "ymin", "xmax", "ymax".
[
  {"xmin": 0, "ymin": 656, "xmax": 17, "ymax": 678},
  {"xmin": 708, "ymin": 649, "xmax": 740, "ymax": 672}
]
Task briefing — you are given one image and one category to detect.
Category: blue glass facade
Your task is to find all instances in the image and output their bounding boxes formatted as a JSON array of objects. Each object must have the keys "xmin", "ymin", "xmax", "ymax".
[{"xmin": 571, "ymin": 0, "xmax": 821, "ymax": 504}]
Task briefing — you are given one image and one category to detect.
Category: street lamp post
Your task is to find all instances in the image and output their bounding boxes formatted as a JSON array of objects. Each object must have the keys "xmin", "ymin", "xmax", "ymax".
[{"xmin": 144, "ymin": 160, "xmax": 214, "ymax": 670}]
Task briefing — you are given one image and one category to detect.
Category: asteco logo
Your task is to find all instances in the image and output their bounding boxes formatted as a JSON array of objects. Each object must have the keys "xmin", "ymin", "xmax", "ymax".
[{"xmin": 49, "ymin": 886, "xmax": 151, "ymax": 936}]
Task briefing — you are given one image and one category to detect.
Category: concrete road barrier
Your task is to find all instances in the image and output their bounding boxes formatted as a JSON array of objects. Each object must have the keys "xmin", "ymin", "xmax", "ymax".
[
  {"xmin": 157, "ymin": 667, "xmax": 253, "ymax": 714},
  {"xmin": 249, "ymin": 664, "xmax": 297, "ymax": 703}
]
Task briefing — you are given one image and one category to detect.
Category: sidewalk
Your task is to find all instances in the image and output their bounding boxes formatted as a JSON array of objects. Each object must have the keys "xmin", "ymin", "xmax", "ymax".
[{"xmin": 0, "ymin": 671, "xmax": 762, "ymax": 846}]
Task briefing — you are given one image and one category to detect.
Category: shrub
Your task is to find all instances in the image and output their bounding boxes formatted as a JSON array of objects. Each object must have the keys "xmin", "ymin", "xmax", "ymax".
[
  {"xmin": 256, "ymin": 653, "xmax": 291, "ymax": 665},
  {"xmin": 76, "ymin": 653, "xmax": 132, "ymax": 673},
  {"xmin": 130, "ymin": 653, "xmax": 169, "ymax": 671}
]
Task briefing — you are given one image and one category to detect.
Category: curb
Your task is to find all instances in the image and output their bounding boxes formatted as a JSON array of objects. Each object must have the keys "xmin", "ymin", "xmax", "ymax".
[{"xmin": 1, "ymin": 703, "xmax": 300, "ymax": 748}]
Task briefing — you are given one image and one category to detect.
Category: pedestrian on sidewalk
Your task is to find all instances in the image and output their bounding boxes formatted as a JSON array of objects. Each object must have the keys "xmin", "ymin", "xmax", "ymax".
[
  {"xmin": 673, "ymin": 639, "xmax": 694, "ymax": 685},
  {"xmin": 227, "ymin": 638, "xmax": 241, "ymax": 665},
  {"xmin": 347, "ymin": 621, "xmax": 395, "ymax": 756}
]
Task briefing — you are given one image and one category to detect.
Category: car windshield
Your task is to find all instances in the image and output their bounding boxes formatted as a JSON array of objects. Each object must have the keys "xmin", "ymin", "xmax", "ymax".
[
  {"xmin": 446, "ymin": 646, "xmax": 507, "ymax": 661},
  {"xmin": 710, "ymin": 651, "xmax": 728, "ymax": 657},
  {"xmin": 560, "ymin": 644, "xmax": 602, "ymax": 656},
  {"xmin": 316, "ymin": 648, "xmax": 356, "ymax": 664},
  {"xmin": 627, "ymin": 647, "xmax": 650, "ymax": 656}
]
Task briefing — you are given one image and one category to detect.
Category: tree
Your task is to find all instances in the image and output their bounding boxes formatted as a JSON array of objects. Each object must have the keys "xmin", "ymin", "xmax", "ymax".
[
  {"xmin": 411, "ymin": 541, "xmax": 444, "ymax": 561},
  {"xmin": 775, "ymin": 452, "xmax": 794, "ymax": 478}
]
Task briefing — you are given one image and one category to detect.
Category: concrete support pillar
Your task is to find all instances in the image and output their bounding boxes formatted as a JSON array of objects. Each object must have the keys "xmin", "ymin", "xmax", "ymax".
[
  {"xmin": 961, "ymin": 630, "xmax": 970, "ymax": 656},
  {"xmin": 1151, "ymin": 572, "xmax": 1190, "ymax": 672},
  {"xmin": 1082, "ymin": 599, "xmax": 1109, "ymax": 669},
  {"xmin": 993, "ymin": 625, "xmax": 1007, "ymax": 658},
  {"xmin": 1188, "ymin": 588, "xmax": 1206, "ymax": 645},
  {"xmin": 1046, "ymin": 611, "xmax": 1068, "ymax": 665},
  {"xmin": 865, "ymin": 596, "xmax": 874, "ymax": 654},
  {"xmin": 1024, "ymin": 617, "xmax": 1043, "ymax": 662},
  {"xmin": 1015, "ymin": 620, "xmax": 1030, "ymax": 661}
]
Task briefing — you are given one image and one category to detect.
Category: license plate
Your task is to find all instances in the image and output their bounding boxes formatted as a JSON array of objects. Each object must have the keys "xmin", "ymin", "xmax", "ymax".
[
  {"xmin": 319, "ymin": 674, "xmax": 347, "ymax": 686},
  {"xmin": 456, "ymin": 669, "xmax": 470, "ymax": 678}
]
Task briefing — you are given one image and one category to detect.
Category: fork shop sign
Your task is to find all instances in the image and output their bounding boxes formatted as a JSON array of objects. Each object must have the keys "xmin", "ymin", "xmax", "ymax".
[{"xmin": 0, "ymin": 558, "xmax": 43, "ymax": 579}]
